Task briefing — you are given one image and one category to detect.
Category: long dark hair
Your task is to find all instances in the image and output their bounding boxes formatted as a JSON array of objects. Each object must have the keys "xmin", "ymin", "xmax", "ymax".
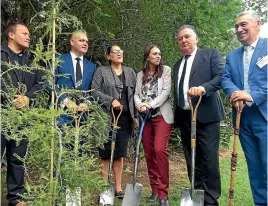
[{"xmin": 142, "ymin": 45, "xmax": 163, "ymax": 85}]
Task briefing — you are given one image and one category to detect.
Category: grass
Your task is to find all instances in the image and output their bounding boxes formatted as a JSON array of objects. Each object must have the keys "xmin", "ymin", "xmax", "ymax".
[
  {"xmin": 218, "ymin": 139, "xmax": 253, "ymax": 206},
  {"xmin": 218, "ymin": 151, "xmax": 253, "ymax": 206}
]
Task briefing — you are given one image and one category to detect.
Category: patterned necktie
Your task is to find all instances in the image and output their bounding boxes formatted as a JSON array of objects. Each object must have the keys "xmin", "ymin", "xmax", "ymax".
[
  {"xmin": 178, "ymin": 55, "xmax": 191, "ymax": 108},
  {"xmin": 75, "ymin": 57, "xmax": 82, "ymax": 89},
  {"xmin": 244, "ymin": 46, "xmax": 254, "ymax": 93},
  {"xmin": 244, "ymin": 46, "xmax": 254, "ymax": 106}
]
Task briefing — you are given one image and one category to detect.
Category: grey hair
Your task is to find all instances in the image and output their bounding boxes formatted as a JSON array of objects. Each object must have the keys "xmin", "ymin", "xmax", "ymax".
[
  {"xmin": 71, "ymin": 30, "xmax": 87, "ymax": 38},
  {"xmin": 176, "ymin": 25, "xmax": 197, "ymax": 37},
  {"xmin": 237, "ymin": 11, "xmax": 261, "ymax": 21}
]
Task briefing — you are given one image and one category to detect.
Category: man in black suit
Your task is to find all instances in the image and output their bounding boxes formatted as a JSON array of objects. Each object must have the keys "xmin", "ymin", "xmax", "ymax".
[
  {"xmin": 173, "ymin": 25, "xmax": 225, "ymax": 206},
  {"xmin": 1, "ymin": 22, "xmax": 43, "ymax": 206}
]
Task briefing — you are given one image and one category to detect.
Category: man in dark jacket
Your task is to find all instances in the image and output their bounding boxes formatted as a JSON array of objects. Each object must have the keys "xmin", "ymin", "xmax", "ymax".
[
  {"xmin": 1, "ymin": 22, "xmax": 43, "ymax": 206},
  {"xmin": 174, "ymin": 25, "xmax": 225, "ymax": 206}
]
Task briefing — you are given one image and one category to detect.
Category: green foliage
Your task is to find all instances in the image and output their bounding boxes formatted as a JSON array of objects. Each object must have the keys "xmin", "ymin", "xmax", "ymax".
[
  {"xmin": 1, "ymin": 97, "xmax": 109, "ymax": 205},
  {"xmin": 243, "ymin": 0, "xmax": 268, "ymax": 22},
  {"xmin": 1, "ymin": 0, "xmax": 256, "ymax": 204},
  {"xmin": 1, "ymin": 1, "xmax": 111, "ymax": 205}
]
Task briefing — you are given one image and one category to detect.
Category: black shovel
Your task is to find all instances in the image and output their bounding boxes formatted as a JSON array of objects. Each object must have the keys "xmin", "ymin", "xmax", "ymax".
[
  {"xmin": 122, "ymin": 110, "xmax": 151, "ymax": 206},
  {"xmin": 99, "ymin": 106, "xmax": 123, "ymax": 206},
  {"xmin": 180, "ymin": 94, "xmax": 204, "ymax": 206}
]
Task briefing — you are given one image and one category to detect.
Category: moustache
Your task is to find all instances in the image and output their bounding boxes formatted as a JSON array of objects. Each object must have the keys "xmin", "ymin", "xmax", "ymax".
[{"xmin": 235, "ymin": 31, "xmax": 246, "ymax": 37}]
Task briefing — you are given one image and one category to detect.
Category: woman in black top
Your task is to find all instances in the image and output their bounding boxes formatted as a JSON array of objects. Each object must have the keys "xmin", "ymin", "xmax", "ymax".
[{"xmin": 91, "ymin": 45, "xmax": 137, "ymax": 198}]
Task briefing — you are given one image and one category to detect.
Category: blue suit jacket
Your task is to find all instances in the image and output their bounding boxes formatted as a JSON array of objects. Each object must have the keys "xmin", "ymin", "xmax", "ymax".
[
  {"xmin": 55, "ymin": 52, "xmax": 96, "ymax": 124},
  {"xmin": 222, "ymin": 38, "xmax": 267, "ymax": 123}
]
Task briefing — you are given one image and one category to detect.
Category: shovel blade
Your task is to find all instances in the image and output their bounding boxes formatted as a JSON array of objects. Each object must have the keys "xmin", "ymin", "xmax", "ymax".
[
  {"xmin": 122, "ymin": 183, "xmax": 143, "ymax": 206},
  {"xmin": 99, "ymin": 185, "xmax": 115, "ymax": 206},
  {"xmin": 180, "ymin": 187, "xmax": 204, "ymax": 206}
]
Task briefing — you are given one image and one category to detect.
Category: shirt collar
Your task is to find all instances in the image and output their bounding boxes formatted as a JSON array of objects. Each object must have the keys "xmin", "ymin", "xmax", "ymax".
[
  {"xmin": 244, "ymin": 37, "xmax": 259, "ymax": 50},
  {"xmin": 184, "ymin": 46, "xmax": 198, "ymax": 59},
  {"xmin": 8, "ymin": 47, "xmax": 23, "ymax": 57},
  {"xmin": 70, "ymin": 51, "xmax": 83, "ymax": 62}
]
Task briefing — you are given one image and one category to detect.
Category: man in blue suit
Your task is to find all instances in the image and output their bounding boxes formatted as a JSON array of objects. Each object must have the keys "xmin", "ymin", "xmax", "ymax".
[
  {"xmin": 55, "ymin": 30, "xmax": 96, "ymax": 125},
  {"xmin": 222, "ymin": 11, "xmax": 267, "ymax": 206}
]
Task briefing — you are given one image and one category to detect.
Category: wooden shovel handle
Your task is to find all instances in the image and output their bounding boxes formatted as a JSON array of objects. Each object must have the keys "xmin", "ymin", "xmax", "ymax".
[
  {"xmin": 187, "ymin": 93, "xmax": 204, "ymax": 122},
  {"xmin": 229, "ymin": 111, "xmax": 241, "ymax": 206},
  {"xmin": 111, "ymin": 105, "xmax": 123, "ymax": 128}
]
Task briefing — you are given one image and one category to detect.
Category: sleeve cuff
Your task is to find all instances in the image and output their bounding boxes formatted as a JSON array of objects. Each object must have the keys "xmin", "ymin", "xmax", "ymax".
[
  {"xmin": 198, "ymin": 86, "xmax": 206, "ymax": 94},
  {"xmin": 61, "ymin": 97, "xmax": 69, "ymax": 109}
]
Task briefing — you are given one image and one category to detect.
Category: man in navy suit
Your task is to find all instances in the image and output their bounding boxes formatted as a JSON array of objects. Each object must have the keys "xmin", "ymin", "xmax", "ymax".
[
  {"xmin": 55, "ymin": 30, "xmax": 96, "ymax": 125},
  {"xmin": 174, "ymin": 25, "xmax": 225, "ymax": 206},
  {"xmin": 222, "ymin": 11, "xmax": 267, "ymax": 206}
]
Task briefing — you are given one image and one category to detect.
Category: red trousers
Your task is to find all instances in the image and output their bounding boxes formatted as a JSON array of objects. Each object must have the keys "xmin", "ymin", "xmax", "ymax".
[{"xmin": 142, "ymin": 116, "xmax": 172, "ymax": 200}]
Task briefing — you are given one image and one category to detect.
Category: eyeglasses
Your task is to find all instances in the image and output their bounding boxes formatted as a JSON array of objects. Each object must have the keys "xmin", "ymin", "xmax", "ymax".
[{"xmin": 110, "ymin": 50, "xmax": 124, "ymax": 54}]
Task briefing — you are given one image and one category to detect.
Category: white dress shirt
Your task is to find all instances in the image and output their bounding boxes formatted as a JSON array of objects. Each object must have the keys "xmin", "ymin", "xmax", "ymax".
[
  {"xmin": 70, "ymin": 51, "xmax": 84, "ymax": 82},
  {"xmin": 243, "ymin": 38, "xmax": 258, "ymax": 64},
  {"xmin": 61, "ymin": 52, "xmax": 84, "ymax": 108},
  {"xmin": 177, "ymin": 47, "xmax": 198, "ymax": 110}
]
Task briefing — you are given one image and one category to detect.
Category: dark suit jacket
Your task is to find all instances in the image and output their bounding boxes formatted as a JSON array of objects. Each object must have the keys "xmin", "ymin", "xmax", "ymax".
[
  {"xmin": 54, "ymin": 52, "xmax": 96, "ymax": 124},
  {"xmin": 173, "ymin": 48, "xmax": 226, "ymax": 126},
  {"xmin": 1, "ymin": 44, "xmax": 44, "ymax": 105}
]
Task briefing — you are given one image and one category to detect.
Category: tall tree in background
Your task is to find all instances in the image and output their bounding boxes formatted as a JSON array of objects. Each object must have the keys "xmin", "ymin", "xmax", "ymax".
[{"xmin": 243, "ymin": 0, "xmax": 268, "ymax": 21}]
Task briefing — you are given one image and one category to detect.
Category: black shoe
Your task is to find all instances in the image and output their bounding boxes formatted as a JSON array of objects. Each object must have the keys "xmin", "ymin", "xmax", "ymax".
[
  {"xmin": 115, "ymin": 191, "xmax": 124, "ymax": 199},
  {"xmin": 147, "ymin": 193, "xmax": 158, "ymax": 202},
  {"xmin": 159, "ymin": 199, "xmax": 169, "ymax": 206}
]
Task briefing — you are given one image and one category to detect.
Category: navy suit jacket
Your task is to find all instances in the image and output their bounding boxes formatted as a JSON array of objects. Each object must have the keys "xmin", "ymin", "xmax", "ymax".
[
  {"xmin": 55, "ymin": 52, "xmax": 96, "ymax": 124},
  {"xmin": 174, "ymin": 48, "xmax": 226, "ymax": 126},
  {"xmin": 222, "ymin": 38, "xmax": 267, "ymax": 123}
]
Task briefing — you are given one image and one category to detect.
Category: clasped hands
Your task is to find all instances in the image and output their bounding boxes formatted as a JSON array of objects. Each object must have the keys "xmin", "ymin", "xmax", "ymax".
[
  {"xmin": 12, "ymin": 95, "xmax": 30, "ymax": 109},
  {"xmin": 66, "ymin": 101, "xmax": 88, "ymax": 112},
  {"xmin": 137, "ymin": 103, "xmax": 151, "ymax": 113},
  {"xmin": 230, "ymin": 90, "xmax": 253, "ymax": 112}
]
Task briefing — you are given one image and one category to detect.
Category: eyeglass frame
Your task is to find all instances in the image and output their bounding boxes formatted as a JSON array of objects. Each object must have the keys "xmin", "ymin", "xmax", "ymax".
[{"xmin": 110, "ymin": 50, "xmax": 124, "ymax": 54}]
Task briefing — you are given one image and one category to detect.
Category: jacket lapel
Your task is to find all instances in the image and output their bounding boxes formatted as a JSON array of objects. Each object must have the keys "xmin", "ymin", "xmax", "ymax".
[
  {"xmin": 249, "ymin": 38, "xmax": 265, "ymax": 78},
  {"xmin": 65, "ymin": 53, "xmax": 75, "ymax": 87},
  {"xmin": 158, "ymin": 72, "xmax": 163, "ymax": 95},
  {"xmin": 190, "ymin": 48, "xmax": 201, "ymax": 79},
  {"xmin": 122, "ymin": 67, "xmax": 135, "ymax": 101},
  {"xmin": 174, "ymin": 58, "xmax": 182, "ymax": 93},
  {"xmin": 81, "ymin": 58, "xmax": 88, "ymax": 89},
  {"xmin": 236, "ymin": 47, "xmax": 244, "ymax": 87}
]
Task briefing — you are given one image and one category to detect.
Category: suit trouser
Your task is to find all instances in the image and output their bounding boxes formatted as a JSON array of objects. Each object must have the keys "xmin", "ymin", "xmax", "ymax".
[
  {"xmin": 178, "ymin": 108, "xmax": 221, "ymax": 206},
  {"xmin": 1, "ymin": 134, "xmax": 28, "ymax": 206},
  {"xmin": 239, "ymin": 105, "xmax": 267, "ymax": 206},
  {"xmin": 142, "ymin": 116, "xmax": 172, "ymax": 200}
]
